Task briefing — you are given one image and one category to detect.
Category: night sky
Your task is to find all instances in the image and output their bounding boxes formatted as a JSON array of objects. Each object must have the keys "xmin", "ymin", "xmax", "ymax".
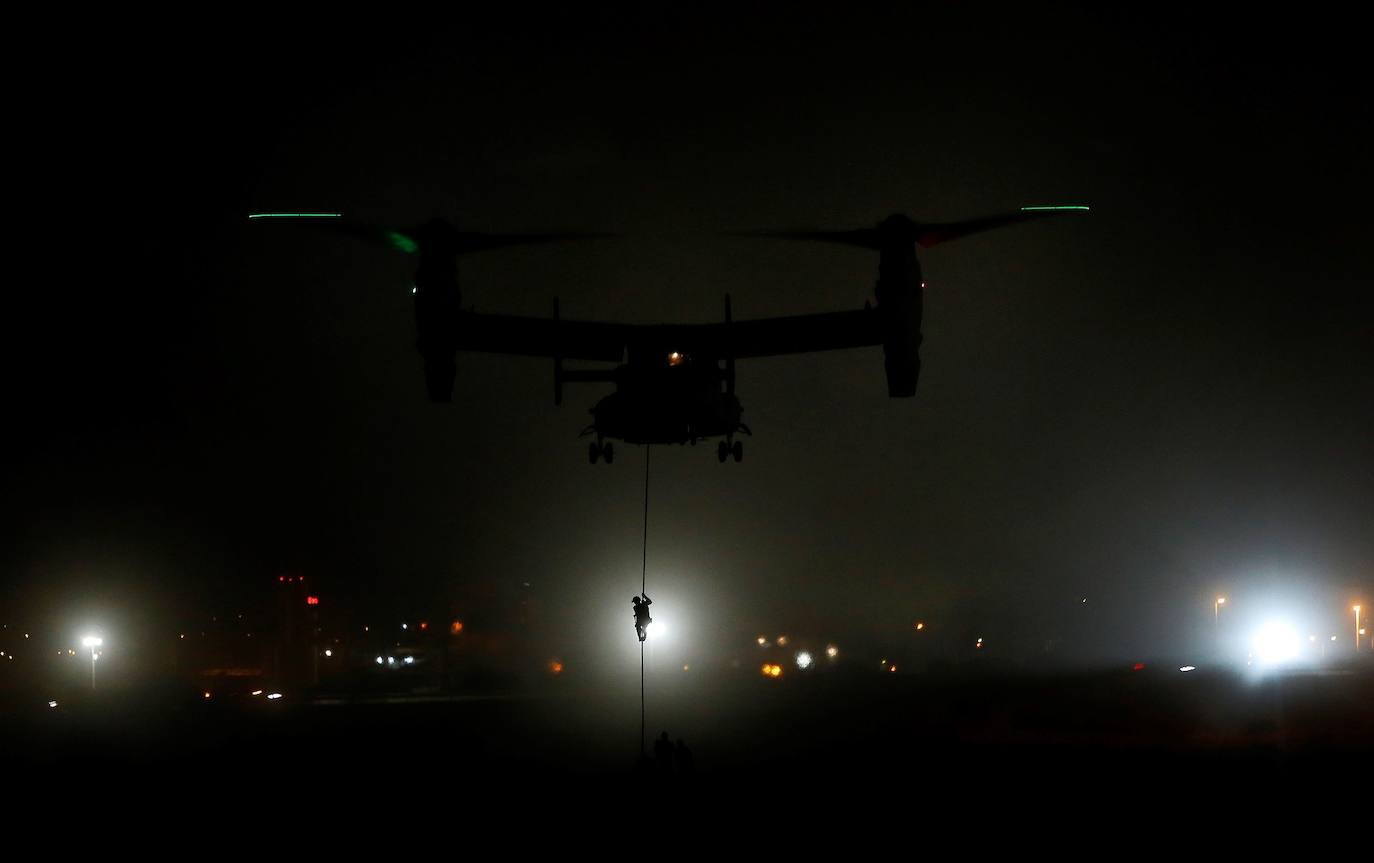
[{"xmin": 5, "ymin": 10, "xmax": 1370, "ymax": 672}]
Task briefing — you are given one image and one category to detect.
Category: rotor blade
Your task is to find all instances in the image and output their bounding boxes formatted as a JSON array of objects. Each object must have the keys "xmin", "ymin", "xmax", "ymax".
[
  {"xmin": 915, "ymin": 205, "xmax": 1089, "ymax": 248},
  {"xmin": 726, "ymin": 229, "xmax": 883, "ymax": 250},
  {"xmin": 452, "ymin": 232, "xmax": 613, "ymax": 254},
  {"xmin": 248, "ymin": 213, "xmax": 421, "ymax": 255}
]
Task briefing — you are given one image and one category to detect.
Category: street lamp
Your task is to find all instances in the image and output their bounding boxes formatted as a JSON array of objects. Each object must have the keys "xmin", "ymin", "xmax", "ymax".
[{"xmin": 80, "ymin": 635, "xmax": 103, "ymax": 690}]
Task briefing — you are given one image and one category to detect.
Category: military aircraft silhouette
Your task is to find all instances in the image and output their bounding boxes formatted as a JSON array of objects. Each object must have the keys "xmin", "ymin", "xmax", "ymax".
[{"xmin": 249, "ymin": 206, "xmax": 1087, "ymax": 463}]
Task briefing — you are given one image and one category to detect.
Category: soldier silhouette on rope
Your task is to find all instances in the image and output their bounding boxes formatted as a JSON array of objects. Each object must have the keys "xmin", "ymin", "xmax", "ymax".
[{"xmin": 632, "ymin": 592, "xmax": 653, "ymax": 642}]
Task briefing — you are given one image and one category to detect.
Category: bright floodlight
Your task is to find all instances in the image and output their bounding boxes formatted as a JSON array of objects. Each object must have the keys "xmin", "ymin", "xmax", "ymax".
[
  {"xmin": 795, "ymin": 651, "xmax": 813, "ymax": 670},
  {"xmin": 826, "ymin": 645, "xmax": 838, "ymax": 659},
  {"xmin": 646, "ymin": 621, "xmax": 665, "ymax": 640},
  {"xmin": 1179, "ymin": 666, "xmax": 1197, "ymax": 672},
  {"xmin": 81, "ymin": 636, "xmax": 103, "ymax": 648},
  {"xmin": 1252, "ymin": 621, "xmax": 1300, "ymax": 666}
]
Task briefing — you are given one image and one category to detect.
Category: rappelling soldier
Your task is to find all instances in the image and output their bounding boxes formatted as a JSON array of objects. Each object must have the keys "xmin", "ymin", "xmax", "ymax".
[{"xmin": 632, "ymin": 593, "xmax": 653, "ymax": 642}]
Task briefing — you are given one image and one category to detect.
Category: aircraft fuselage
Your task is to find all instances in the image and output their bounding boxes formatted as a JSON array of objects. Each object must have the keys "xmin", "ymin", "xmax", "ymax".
[{"xmin": 587, "ymin": 359, "xmax": 744, "ymax": 446}]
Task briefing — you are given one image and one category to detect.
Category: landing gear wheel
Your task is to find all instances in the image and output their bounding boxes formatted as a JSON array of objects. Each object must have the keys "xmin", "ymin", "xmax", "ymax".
[
  {"xmin": 732, "ymin": 440, "xmax": 743, "ymax": 462},
  {"xmin": 589, "ymin": 442, "xmax": 600, "ymax": 464},
  {"xmin": 717, "ymin": 441, "xmax": 729, "ymax": 463},
  {"xmin": 603, "ymin": 442, "xmax": 615, "ymax": 464}
]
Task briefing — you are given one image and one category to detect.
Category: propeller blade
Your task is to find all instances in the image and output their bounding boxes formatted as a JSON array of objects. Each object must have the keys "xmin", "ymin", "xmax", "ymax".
[
  {"xmin": 726, "ymin": 229, "xmax": 883, "ymax": 250},
  {"xmin": 248, "ymin": 213, "xmax": 421, "ymax": 254},
  {"xmin": 250, "ymin": 214, "xmax": 609, "ymax": 256},
  {"xmin": 452, "ymin": 231, "xmax": 613, "ymax": 254},
  {"xmin": 915, "ymin": 205, "xmax": 1089, "ymax": 248}
]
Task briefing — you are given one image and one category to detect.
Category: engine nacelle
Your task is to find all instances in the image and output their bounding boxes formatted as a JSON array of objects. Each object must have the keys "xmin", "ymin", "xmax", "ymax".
[
  {"xmin": 413, "ymin": 251, "xmax": 462, "ymax": 402},
  {"xmin": 884, "ymin": 329, "xmax": 922, "ymax": 397},
  {"xmin": 874, "ymin": 229, "xmax": 924, "ymax": 398}
]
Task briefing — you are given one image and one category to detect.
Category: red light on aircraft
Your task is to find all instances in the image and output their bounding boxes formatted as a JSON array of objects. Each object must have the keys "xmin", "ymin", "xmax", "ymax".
[{"xmin": 306, "ymin": 596, "xmax": 319, "ymax": 606}]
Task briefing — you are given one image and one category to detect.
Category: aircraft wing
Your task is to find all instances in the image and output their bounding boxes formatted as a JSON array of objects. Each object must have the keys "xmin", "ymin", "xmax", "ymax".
[
  {"xmin": 712, "ymin": 308, "xmax": 882, "ymax": 358},
  {"xmin": 455, "ymin": 307, "xmax": 882, "ymax": 361},
  {"xmin": 456, "ymin": 312, "xmax": 629, "ymax": 362}
]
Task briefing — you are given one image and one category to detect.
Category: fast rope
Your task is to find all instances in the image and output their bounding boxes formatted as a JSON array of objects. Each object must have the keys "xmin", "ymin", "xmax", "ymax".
[{"xmin": 640, "ymin": 444, "xmax": 650, "ymax": 756}]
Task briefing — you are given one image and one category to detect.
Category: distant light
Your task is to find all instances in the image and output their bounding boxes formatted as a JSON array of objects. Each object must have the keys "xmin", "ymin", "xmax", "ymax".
[
  {"xmin": 451, "ymin": 621, "xmax": 464, "ymax": 635},
  {"xmin": 761, "ymin": 663, "xmax": 783, "ymax": 678},
  {"xmin": 1132, "ymin": 662, "xmax": 1145, "ymax": 671},
  {"xmin": 825, "ymin": 645, "xmax": 838, "ymax": 659},
  {"xmin": 247, "ymin": 213, "xmax": 342, "ymax": 219},
  {"xmin": 549, "ymin": 661, "xmax": 564, "ymax": 675},
  {"xmin": 795, "ymin": 651, "xmax": 813, "ymax": 670},
  {"xmin": 1179, "ymin": 666, "xmax": 1196, "ymax": 672},
  {"xmin": 775, "ymin": 635, "xmax": 788, "ymax": 646},
  {"xmin": 251, "ymin": 690, "xmax": 264, "ymax": 696},
  {"xmin": 375, "ymin": 656, "xmax": 384, "ymax": 665},
  {"xmin": 1081, "ymin": 598, "xmax": 1087, "ymax": 603},
  {"xmin": 668, "ymin": 351, "xmax": 685, "ymax": 366},
  {"xmin": 306, "ymin": 596, "xmax": 319, "ymax": 606},
  {"xmin": 756, "ymin": 636, "xmax": 767, "ymax": 646},
  {"xmin": 48, "ymin": 700, "xmax": 58, "ymax": 708},
  {"xmin": 266, "ymin": 693, "xmax": 282, "ymax": 700},
  {"xmin": 419, "ymin": 622, "xmax": 429, "ymax": 631},
  {"xmin": 682, "ymin": 664, "xmax": 690, "ymax": 672},
  {"xmin": 81, "ymin": 636, "xmax": 103, "ymax": 648},
  {"xmin": 324, "ymin": 649, "xmax": 333, "ymax": 658},
  {"xmin": 403, "ymin": 656, "xmax": 414, "ymax": 665},
  {"xmin": 203, "ymin": 692, "xmax": 212, "ymax": 699},
  {"xmin": 411, "ymin": 285, "xmax": 418, "ymax": 295},
  {"xmin": 401, "ymin": 623, "xmax": 408, "ymax": 630},
  {"xmin": 1019, "ymin": 205, "xmax": 1090, "ymax": 211},
  {"xmin": 1331, "ymin": 636, "xmax": 1338, "ymax": 642},
  {"xmin": 888, "ymin": 664, "xmax": 897, "ymax": 673},
  {"xmin": 387, "ymin": 657, "xmax": 396, "ymax": 665},
  {"xmin": 1217, "ymin": 597, "xmax": 1226, "ymax": 605},
  {"xmin": 1253, "ymin": 621, "xmax": 1301, "ymax": 666},
  {"xmin": 914, "ymin": 621, "xmax": 925, "ymax": 631}
]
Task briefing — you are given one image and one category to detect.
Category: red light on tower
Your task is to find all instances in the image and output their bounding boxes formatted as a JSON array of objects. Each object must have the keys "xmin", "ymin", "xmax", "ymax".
[{"xmin": 306, "ymin": 596, "xmax": 319, "ymax": 606}]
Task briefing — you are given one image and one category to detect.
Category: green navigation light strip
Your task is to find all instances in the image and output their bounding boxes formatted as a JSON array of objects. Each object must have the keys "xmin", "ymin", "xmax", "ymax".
[
  {"xmin": 247, "ymin": 213, "xmax": 343, "ymax": 219},
  {"xmin": 385, "ymin": 231, "xmax": 419, "ymax": 254},
  {"xmin": 1020, "ymin": 205, "xmax": 1091, "ymax": 211}
]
